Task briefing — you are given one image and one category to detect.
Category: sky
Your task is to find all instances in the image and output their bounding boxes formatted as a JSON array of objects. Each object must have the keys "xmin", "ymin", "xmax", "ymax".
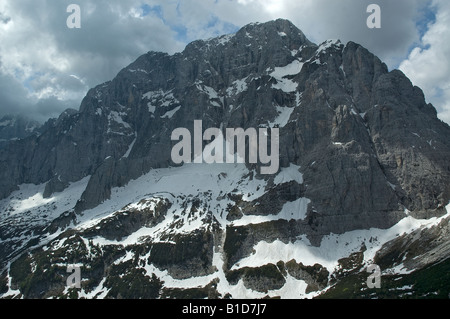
[{"xmin": 0, "ymin": 0, "xmax": 449, "ymax": 124}]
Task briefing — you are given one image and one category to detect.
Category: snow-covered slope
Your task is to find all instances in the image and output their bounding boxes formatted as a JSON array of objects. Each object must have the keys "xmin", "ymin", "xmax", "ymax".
[{"xmin": 1, "ymin": 155, "xmax": 449, "ymax": 298}]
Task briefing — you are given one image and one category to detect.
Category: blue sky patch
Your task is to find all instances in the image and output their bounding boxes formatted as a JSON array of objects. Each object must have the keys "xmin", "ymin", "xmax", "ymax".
[{"xmin": 140, "ymin": 3, "xmax": 164, "ymax": 21}]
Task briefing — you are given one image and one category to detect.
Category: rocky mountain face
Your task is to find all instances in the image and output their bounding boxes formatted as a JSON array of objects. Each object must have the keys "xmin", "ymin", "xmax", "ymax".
[
  {"xmin": 0, "ymin": 115, "xmax": 41, "ymax": 149},
  {"xmin": 1, "ymin": 19, "xmax": 449, "ymax": 299}
]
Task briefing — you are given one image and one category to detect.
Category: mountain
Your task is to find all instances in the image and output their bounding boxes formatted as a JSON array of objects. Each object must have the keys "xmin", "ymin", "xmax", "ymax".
[
  {"xmin": 1, "ymin": 19, "xmax": 449, "ymax": 299},
  {"xmin": 0, "ymin": 114, "xmax": 41, "ymax": 149}
]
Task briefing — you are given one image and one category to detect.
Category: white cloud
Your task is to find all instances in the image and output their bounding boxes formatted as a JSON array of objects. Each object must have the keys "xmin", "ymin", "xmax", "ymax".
[
  {"xmin": 0, "ymin": 0, "xmax": 184, "ymax": 120},
  {"xmin": 399, "ymin": 0, "xmax": 450, "ymax": 125}
]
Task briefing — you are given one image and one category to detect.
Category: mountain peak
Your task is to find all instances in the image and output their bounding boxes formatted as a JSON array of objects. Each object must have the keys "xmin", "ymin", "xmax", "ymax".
[
  {"xmin": 183, "ymin": 18, "xmax": 313, "ymax": 57},
  {"xmin": 241, "ymin": 18, "xmax": 311, "ymax": 42}
]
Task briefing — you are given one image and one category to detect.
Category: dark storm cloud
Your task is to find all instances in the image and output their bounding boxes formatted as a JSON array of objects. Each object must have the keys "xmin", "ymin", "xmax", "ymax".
[
  {"xmin": 0, "ymin": 71, "xmax": 34, "ymax": 116},
  {"xmin": 0, "ymin": 0, "xmax": 184, "ymax": 121},
  {"xmin": 0, "ymin": 70, "xmax": 78, "ymax": 122},
  {"xmin": 2, "ymin": 0, "xmax": 184, "ymax": 89},
  {"xmin": 0, "ymin": 11, "xmax": 11, "ymax": 24},
  {"xmin": 33, "ymin": 96, "xmax": 78, "ymax": 121}
]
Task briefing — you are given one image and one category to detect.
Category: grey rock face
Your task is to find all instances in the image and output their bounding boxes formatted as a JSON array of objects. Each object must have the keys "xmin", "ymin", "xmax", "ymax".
[
  {"xmin": 1, "ymin": 19, "xmax": 449, "ymax": 235},
  {"xmin": 0, "ymin": 114, "xmax": 41, "ymax": 149}
]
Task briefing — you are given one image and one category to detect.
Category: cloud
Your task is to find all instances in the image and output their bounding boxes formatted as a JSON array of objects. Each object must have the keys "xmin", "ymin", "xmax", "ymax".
[
  {"xmin": 0, "ymin": 68, "xmax": 76, "ymax": 122},
  {"xmin": 33, "ymin": 96, "xmax": 78, "ymax": 121},
  {"xmin": 399, "ymin": 0, "xmax": 450, "ymax": 124},
  {"xmin": 0, "ymin": 70, "xmax": 34, "ymax": 114},
  {"xmin": 191, "ymin": 0, "xmax": 423, "ymax": 67},
  {"xmin": 0, "ymin": 0, "xmax": 184, "ymax": 121}
]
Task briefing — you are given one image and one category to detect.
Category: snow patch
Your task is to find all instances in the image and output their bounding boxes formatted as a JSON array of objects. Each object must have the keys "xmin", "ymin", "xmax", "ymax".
[
  {"xmin": 267, "ymin": 275, "xmax": 312, "ymax": 299},
  {"xmin": 340, "ymin": 64, "xmax": 346, "ymax": 77},
  {"xmin": 227, "ymin": 77, "xmax": 249, "ymax": 96},
  {"xmin": 387, "ymin": 181, "xmax": 396, "ymax": 190},
  {"xmin": 122, "ymin": 134, "xmax": 137, "ymax": 158},
  {"xmin": 272, "ymin": 79, "xmax": 298, "ymax": 93},
  {"xmin": 233, "ymin": 211, "xmax": 450, "ymax": 274},
  {"xmin": 274, "ymin": 164, "xmax": 303, "ymax": 185},
  {"xmin": 108, "ymin": 111, "xmax": 131, "ymax": 129},
  {"xmin": 196, "ymin": 82, "xmax": 219, "ymax": 100},
  {"xmin": 273, "ymin": 106, "xmax": 294, "ymax": 128},
  {"xmin": 0, "ymin": 176, "xmax": 90, "ymax": 233},
  {"xmin": 148, "ymin": 104, "xmax": 156, "ymax": 114},
  {"xmin": 1, "ymin": 264, "xmax": 22, "ymax": 298},
  {"xmin": 270, "ymin": 59, "xmax": 303, "ymax": 93},
  {"xmin": 143, "ymin": 90, "xmax": 180, "ymax": 114},
  {"xmin": 316, "ymin": 39, "xmax": 342, "ymax": 55},
  {"xmin": 79, "ymin": 278, "xmax": 110, "ymax": 299},
  {"xmin": 216, "ymin": 33, "xmax": 235, "ymax": 46},
  {"xmin": 128, "ymin": 69, "xmax": 148, "ymax": 74},
  {"xmin": 161, "ymin": 106, "xmax": 181, "ymax": 119},
  {"xmin": 233, "ymin": 197, "xmax": 311, "ymax": 227},
  {"xmin": 270, "ymin": 60, "xmax": 304, "ymax": 79}
]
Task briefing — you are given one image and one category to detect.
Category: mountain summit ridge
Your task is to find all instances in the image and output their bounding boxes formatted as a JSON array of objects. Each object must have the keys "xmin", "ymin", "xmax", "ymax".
[{"xmin": 1, "ymin": 19, "xmax": 450, "ymax": 299}]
